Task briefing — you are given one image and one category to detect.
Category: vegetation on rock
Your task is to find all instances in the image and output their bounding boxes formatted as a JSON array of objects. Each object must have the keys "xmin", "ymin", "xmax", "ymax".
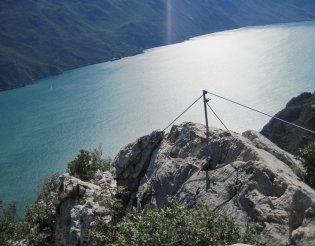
[
  {"xmin": 296, "ymin": 141, "xmax": 315, "ymax": 188},
  {"xmin": 0, "ymin": 172, "xmax": 61, "ymax": 245},
  {"xmin": 67, "ymin": 147, "xmax": 112, "ymax": 181},
  {"xmin": 0, "ymin": 201, "xmax": 18, "ymax": 245},
  {"xmin": 0, "ymin": 148, "xmax": 111, "ymax": 245},
  {"xmin": 0, "ymin": 147, "xmax": 261, "ymax": 245},
  {"xmin": 290, "ymin": 163, "xmax": 307, "ymax": 182},
  {"xmin": 86, "ymin": 200, "xmax": 260, "ymax": 246}
]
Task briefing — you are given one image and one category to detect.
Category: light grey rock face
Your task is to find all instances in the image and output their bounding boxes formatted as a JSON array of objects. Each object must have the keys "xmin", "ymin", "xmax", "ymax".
[
  {"xmin": 242, "ymin": 130, "xmax": 299, "ymax": 168},
  {"xmin": 55, "ymin": 172, "xmax": 116, "ymax": 246},
  {"xmin": 113, "ymin": 130, "xmax": 164, "ymax": 207},
  {"xmin": 114, "ymin": 122, "xmax": 315, "ymax": 246}
]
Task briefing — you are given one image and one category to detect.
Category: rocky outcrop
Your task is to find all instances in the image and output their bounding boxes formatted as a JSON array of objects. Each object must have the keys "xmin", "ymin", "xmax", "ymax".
[
  {"xmin": 242, "ymin": 130, "xmax": 299, "ymax": 168},
  {"xmin": 54, "ymin": 171, "xmax": 116, "ymax": 246},
  {"xmin": 51, "ymin": 121, "xmax": 315, "ymax": 245},
  {"xmin": 113, "ymin": 130, "xmax": 164, "ymax": 208},
  {"xmin": 261, "ymin": 92, "xmax": 315, "ymax": 154},
  {"xmin": 114, "ymin": 122, "xmax": 315, "ymax": 245}
]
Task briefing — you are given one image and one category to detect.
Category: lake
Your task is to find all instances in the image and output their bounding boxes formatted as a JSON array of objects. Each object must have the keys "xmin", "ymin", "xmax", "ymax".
[{"xmin": 0, "ymin": 21, "xmax": 315, "ymax": 212}]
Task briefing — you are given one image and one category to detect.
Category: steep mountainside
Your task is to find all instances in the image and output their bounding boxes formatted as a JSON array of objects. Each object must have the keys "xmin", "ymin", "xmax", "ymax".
[
  {"xmin": 261, "ymin": 92, "xmax": 315, "ymax": 154},
  {"xmin": 1, "ymin": 0, "xmax": 315, "ymax": 90}
]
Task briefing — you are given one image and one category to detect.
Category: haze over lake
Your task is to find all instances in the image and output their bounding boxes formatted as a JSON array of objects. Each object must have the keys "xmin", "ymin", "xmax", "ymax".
[{"xmin": 1, "ymin": 21, "xmax": 315, "ymax": 212}]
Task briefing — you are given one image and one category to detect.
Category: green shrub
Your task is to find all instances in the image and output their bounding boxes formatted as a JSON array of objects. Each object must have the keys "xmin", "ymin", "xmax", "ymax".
[
  {"xmin": 0, "ymin": 173, "xmax": 61, "ymax": 245},
  {"xmin": 37, "ymin": 172, "xmax": 61, "ymax": 203},
  {"xmin": 17, "ymin": 172, "xmax": 61, "ymax": 245},
  {"xmin": 291, "ymin": 163, "xmax": 306, "ymax": 181},
  {"xmin": 296, "ymin": 141, "xmax": 315, "ymax": 188},
  {"xmin": 86, "ymin": 200, "xmax": 260, "ymax": 246},
  {"xmin": 0, "ymin": 201, "xmax": 19, "ymax": 245},
  {"xmin": 67, "ymin": 147, "xmax": 112, "ymax": 181}
]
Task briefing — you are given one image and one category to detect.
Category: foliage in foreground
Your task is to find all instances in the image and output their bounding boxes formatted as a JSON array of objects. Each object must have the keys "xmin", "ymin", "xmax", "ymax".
[
  {"xmin": 0, "ymin": 201, "xmax": 18, "ymax": 245},
  {"xmin": 296, "ymin": 141, "xmax": 315, "ymax": 188},
  {"xmin": 0, "ymin": 173, "xmax": 61, "ymax": 246},
  {"xmin": 67, "ymin": 146, "xmax": 112, "ymax": 181},
  {"xmin": 86, "ymin": 201, "xmax": 260, "ymax": 246}
]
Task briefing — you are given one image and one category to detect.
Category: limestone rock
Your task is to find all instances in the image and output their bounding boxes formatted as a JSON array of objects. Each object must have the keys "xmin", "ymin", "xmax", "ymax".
[
  {"xmin": 114, "ymin": 122, "xmax": 315, "ymax": 245},
  {"xmin": 113, "ymin": 130, "xmax": 164, "ymax": 206},
  {"xmin": 242, "ymin": 130, "xmax": 299, "ymax": 167},
  {"xmin": 55, "ymin": 172, "xmax": 116, "ymax": 246}
]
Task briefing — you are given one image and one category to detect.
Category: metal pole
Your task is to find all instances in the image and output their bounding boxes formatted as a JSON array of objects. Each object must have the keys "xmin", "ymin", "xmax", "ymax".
[
  {"xmin": 203, "ymin": 90, "xmax": 210, "ymax": 145},
  {"xmin": 200, "ymin": 90, "xmax": 214, "ymax": 171}
]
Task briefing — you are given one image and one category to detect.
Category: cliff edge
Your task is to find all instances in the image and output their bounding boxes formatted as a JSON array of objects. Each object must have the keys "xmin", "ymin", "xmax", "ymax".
[
  {"xmin": 113, "ymin": 122, "xmax": 315, "ymax": 246},
  {"xmin": 44, "ymin": 122, "xmax": 315, "ymax": 245}
]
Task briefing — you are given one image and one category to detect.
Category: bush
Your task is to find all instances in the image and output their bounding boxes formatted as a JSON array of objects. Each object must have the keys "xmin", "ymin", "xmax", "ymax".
[
  {"xmin": 17, "ymin": 172, "xmax": 61, "ymax": 245},
  {"xmin": 37, "ymin": 172, "xmax": 61, "ymax": 203},
  {"xmin": 291, "ymin": 163, "xmax": 306, "ymax": 181},
  {"xmin": 0, "ymin": 201, "xmax": 19, "ymax": 245},
  {"xmin": 296, "ymin": 141, "xmax": 315, "ymax": 188},
  {"xmin": 0, "ymin": 173, "xmax": 61, "ymax": 246},
  {"xmin": 67, "ymin": 147, "xmax": 112, "ymax": 181},
  {"xmin": 86, "ymin": 200, "xmax": 260, "ymax": 246}
]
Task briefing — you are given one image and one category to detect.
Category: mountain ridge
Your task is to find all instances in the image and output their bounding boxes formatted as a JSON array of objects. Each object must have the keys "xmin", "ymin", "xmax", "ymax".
[{"xmin": 2, "ymin": 0, "xmax": 315, "ymax": 90}]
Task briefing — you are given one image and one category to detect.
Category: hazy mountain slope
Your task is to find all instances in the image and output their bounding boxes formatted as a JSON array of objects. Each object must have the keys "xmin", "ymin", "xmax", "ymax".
[
  {"xmin": 0, "ymin": 0, "xmax": 166, "ymax": 90},
  {"xmin": 1, "ymin": 0, "xmax": 315, "ymax": 90}
]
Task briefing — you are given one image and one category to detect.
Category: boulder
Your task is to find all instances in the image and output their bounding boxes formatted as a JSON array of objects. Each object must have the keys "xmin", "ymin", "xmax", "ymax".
[
  {"xmin": 54, "ymin": 172, "xmax": 116, "ymax": 246},
  {"xmin": 113, "ymin": 130, "xmax": 164, "ymax": 207}
]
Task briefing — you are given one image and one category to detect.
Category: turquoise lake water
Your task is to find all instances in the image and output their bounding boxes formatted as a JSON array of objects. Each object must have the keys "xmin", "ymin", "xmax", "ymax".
[{"xmin": 1, "ymin": 21, "xmax": 315, "ymax": 212}]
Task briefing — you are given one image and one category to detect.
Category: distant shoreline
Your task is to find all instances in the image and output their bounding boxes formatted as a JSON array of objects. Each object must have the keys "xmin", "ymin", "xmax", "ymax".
[{"xmin": 1, "ymin": 19, "xmax": 314, "ymax": 92}]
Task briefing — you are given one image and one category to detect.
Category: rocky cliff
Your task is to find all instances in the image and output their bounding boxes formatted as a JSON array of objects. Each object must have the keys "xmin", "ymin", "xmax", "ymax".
[
  {"xmin": 55, "ymin": 122, "xmax": 315, "ymax": 245},
  {"xmin": 261, "ymin": 92, "xmax": 315, "ymax": 154},
  {"xmin": 55, "ymin": 171, "xmax": 116, "ymax": 246}
]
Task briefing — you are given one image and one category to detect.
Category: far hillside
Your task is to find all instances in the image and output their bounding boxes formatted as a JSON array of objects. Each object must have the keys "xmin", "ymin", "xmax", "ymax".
[{"xmin": 1, "ymin": 0, "xmax": 315, "ymax": 90}]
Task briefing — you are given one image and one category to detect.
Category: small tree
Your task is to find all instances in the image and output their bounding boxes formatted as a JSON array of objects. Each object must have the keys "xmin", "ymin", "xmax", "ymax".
[
  {"xmin": 37, "ymin": 172, "xmax": 61, "ymax": 202},
  {"xmin": 0, "ymin": 201, "xmax": 18, "ymax": 245},
  {"xmin": 15, "ymin": 172, "xmax": 61, "ymax": 245},
  {"xmin": 296, "ymin": 141, "xmax": 315, "ymax": 188},
  {"xmin": 67, "ymin": 147, "xmax": 112, "ymax": 181},
  {"xmin": 0, "ymin": 173, "xmax": 62, "ymax": 245}
]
